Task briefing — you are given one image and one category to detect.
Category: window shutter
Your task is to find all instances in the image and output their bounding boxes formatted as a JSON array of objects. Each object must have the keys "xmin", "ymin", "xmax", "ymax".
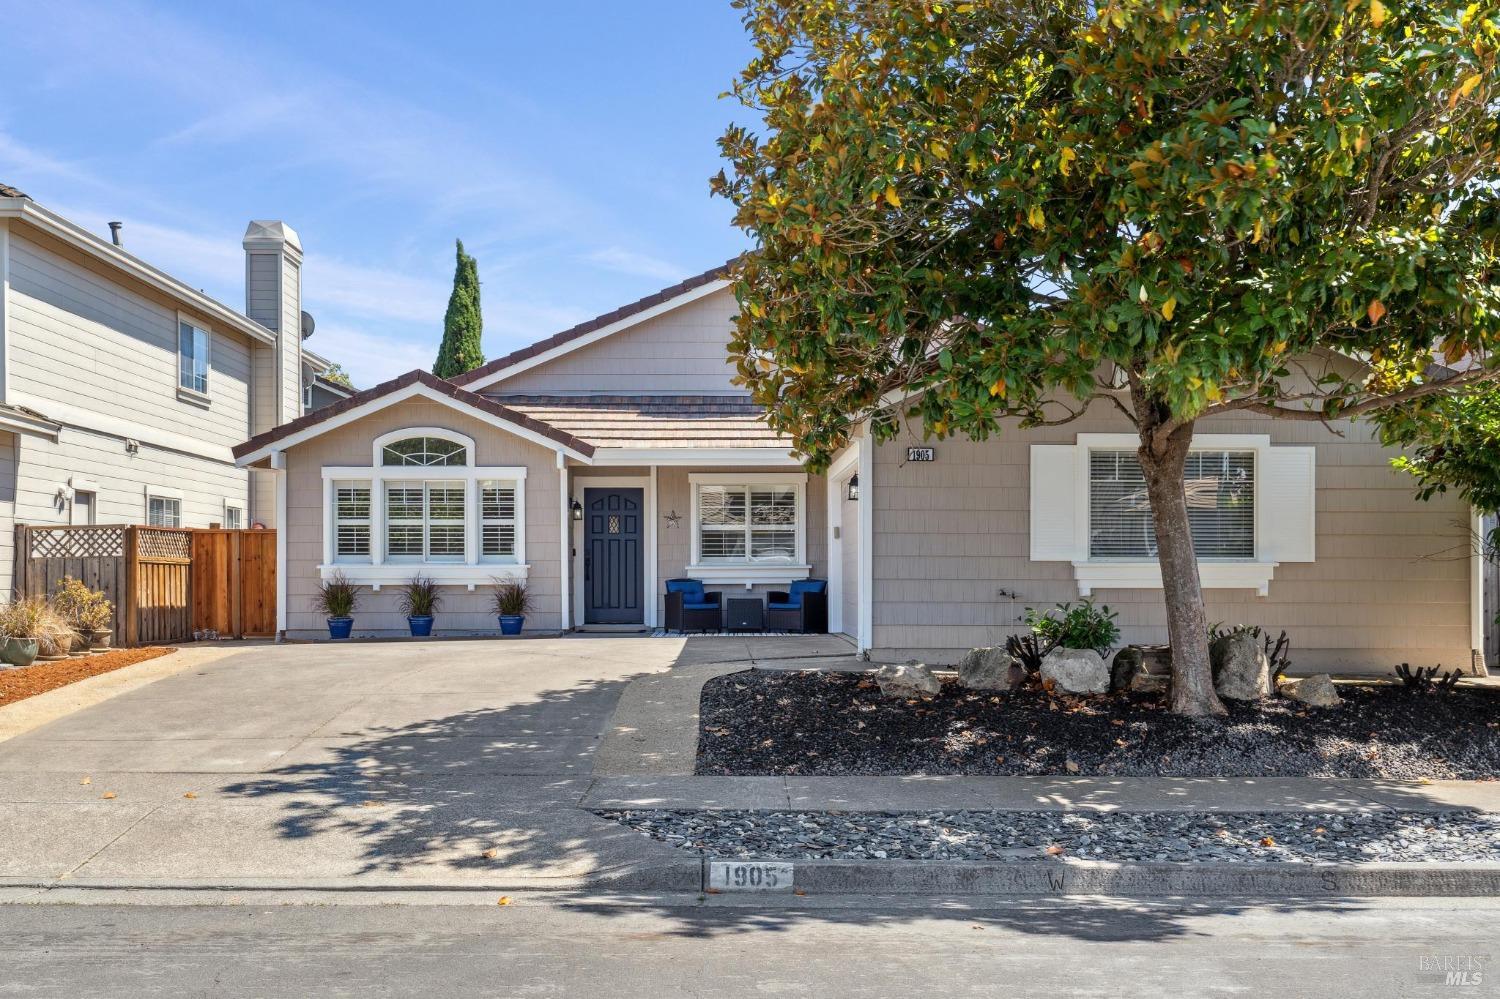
[
  {"xmin": 1030, "ymin": 445, "xmax": 1079, "ymax": 561},
  {"xmin": 1261, "ymin": 446, "xmax": 1316, "ymax": 562}
]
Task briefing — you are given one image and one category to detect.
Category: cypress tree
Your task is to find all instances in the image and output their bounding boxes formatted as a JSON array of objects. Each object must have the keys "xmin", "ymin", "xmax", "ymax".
[{"xmin": 433, "ymin": 239, "xmax": 485, "ymax": 379}]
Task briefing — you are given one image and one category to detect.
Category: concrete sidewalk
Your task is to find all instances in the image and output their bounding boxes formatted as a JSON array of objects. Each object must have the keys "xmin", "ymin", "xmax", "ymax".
[{"xmin": 581, "ymin": 774, "xmax": 1500, "ymax": 813}]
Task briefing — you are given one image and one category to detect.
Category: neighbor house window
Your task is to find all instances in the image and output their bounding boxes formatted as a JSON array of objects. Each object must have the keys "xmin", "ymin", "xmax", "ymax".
[
  {"xmin": 1088, "ymin": 449, "xmax": 1255, "ymax": 560},
  {"xmin": 147, "ymin": 495, "xmax": 181, "ymax": 528},
  {"xmin": 696, "ymin": 483, "xmax": 801, "ymax": 563},
  {"xmin": 334, "ymin": 482, "xmax": 371, "ymax": 559},
  {"xmin": 178, "ymin": 320, "xmax": 210, "ymax": 396},
  {"xmin": 224, "ymin": 505, "xmax": 243, "ymax": 530}
]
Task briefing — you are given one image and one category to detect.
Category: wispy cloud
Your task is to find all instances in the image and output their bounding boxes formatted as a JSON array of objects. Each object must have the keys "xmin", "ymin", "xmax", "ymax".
[
  {"xmin": 585, "ymin": 246, "xmax": 690, "ymax": 283},
  {"xmin": 307, "ymin": 323, "xmax": 435, "ymax": 391}
]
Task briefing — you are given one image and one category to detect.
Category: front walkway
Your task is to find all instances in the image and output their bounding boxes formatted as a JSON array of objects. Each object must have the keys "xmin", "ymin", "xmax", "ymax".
[{"xmin": 0, "ymin": 635, "xmax": 849, "ymax": 891}]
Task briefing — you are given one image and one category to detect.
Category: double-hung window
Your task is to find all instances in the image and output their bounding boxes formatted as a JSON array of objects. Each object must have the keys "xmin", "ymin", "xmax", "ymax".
[
  {"xmin": 178, "ymin": 319, "xmax": 210, "ymax": 396},
  {"xmin": 1088, "ymin": 449, "xmax": 1255, "ymax": 560},
  {"xmin": 694, "ymin": 482, "xmax": 802, "ymax": 564},
  {"xmin": 147, "ymin": 494, "xmax": 181, "ymax": 528}
]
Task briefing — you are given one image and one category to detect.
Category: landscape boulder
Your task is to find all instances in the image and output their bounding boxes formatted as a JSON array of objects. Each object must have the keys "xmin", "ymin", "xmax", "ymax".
[
  {"xmin": 1111, "ymin": 645, "xmax": 1174, "ymax": 692},
  {"xmin": 1210, "ymin": 633, "xmax": 1271, "ymax": 700},
  {"xmin": 874, "ymin": 660, "xmax": 942, "ymax": 699},
  {"xmin": 1040, "ymin": 648, "xmax": 1110, "ymax": 695},
  {"xmin": 1281, "ymin": 673, "xmax": 1342, "ymax": 708},
  {"xmin": 958, "ymin": 646, "xmax": 1023, "ymax": 691}
]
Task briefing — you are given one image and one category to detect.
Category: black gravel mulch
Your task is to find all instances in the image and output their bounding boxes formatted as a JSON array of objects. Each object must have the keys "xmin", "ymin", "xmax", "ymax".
[{"xmin": 695, "ymin": 670, "xmax": 1500, "ymax": 779}]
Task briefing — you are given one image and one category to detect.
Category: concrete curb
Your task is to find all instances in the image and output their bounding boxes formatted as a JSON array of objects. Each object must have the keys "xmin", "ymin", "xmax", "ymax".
[{"xmin": 709, "ymin": 857, "xmax": 1500, "ymax": 898}]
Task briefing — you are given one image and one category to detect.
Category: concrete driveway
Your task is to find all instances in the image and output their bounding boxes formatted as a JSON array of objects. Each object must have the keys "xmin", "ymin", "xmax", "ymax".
[{"xmin": 0, "ymin": 634, "xmax": 849, "ymax": 890}]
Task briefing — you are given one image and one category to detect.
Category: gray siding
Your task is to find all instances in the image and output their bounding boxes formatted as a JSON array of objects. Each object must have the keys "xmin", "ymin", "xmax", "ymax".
[
  {"xmin": 494, "ymin": 287, "xmax": 741, "ymax": 395},
  {"xmin": 6, "ymin": 230, "xmax": 253, "ymax": 453},
  {"xmin": 869, "ymin": 409, "xmax": 1473, "ymax": 673}
]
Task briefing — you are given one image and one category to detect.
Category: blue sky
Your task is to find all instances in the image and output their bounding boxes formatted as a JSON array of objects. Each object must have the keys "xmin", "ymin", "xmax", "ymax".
[{"xmin": 0, "ymin": 1, "xmax": 756, "ymax": 388}]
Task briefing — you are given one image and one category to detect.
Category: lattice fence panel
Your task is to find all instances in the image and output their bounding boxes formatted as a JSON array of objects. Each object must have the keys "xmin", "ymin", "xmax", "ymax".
[
  {"xmin": 136, "ymin": 529, "xmax": 192, "ymax": 563},
  {"xmin": 28, "ymin": 526, "xmax": 126, "ymax": 559}
]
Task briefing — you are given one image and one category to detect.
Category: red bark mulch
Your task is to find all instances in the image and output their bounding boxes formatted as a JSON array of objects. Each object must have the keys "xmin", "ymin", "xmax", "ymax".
[{"xmin": 0, "ymin": 647, "xmax": 175, "ymax": 707}]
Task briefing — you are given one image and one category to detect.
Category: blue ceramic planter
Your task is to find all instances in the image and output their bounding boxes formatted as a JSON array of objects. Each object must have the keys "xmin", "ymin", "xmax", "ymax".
[
  {"xmin": 407, "ymin": 615, "xmax": 435, "ymax": 637},
  {"xmin": 498, "ymin": 615, "xmax": 524, "ymax": 636},
  {"xmin": 327, "ymin": 617, "xmax": 353, "ymax": 640}
]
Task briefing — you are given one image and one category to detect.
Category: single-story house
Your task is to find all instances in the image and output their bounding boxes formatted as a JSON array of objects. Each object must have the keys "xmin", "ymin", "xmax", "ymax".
[{"xmin": 233, "ymin": 265, "xmax": 1485, "ymax": 675}]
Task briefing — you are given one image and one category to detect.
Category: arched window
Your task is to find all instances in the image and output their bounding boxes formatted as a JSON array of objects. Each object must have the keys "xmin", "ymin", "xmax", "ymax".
[{"xmin": 380, "ymin": 435, "xmax": 468, "ymax": 467}]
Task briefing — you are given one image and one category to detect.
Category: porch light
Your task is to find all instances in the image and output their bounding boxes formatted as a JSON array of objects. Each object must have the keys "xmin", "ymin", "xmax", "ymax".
[
  {"xmin": 570, "ymin": 498, "xmax": 583, "ymax": 521},
  {"xmin": 846, "ymin": 475, "xmax": 860, "ymax": 501}
]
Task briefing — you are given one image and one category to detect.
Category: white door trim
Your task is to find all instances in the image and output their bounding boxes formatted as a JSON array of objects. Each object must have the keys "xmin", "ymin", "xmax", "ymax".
[
  {"xmin": 570, "ymin": 474, "xmax": 655, "ymax": 628},
  {"xmin": 825, "ymin": 443, "xmax": 861, "ymax": 638}
]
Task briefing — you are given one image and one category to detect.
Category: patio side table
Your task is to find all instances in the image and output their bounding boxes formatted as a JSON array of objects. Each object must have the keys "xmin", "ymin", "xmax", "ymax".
[{"xmin": 724, "ymin": 597, "xmax": 765, "ymax": 633}]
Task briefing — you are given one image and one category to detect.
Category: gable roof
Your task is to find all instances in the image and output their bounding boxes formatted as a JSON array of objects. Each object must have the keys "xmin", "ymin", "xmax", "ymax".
[
  {"xmin": 232, "ymin": 368, "xmax": 595, "ymax": 465},
  {"xmin": 450, "ymin": 260, "xmax": 737, "ymax": 390}
]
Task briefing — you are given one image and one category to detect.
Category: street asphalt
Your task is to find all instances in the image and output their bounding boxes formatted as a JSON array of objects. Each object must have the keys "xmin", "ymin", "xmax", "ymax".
[{"xmin": 0, "ymin": 892, "xmax": 1495, "ymax": 997}]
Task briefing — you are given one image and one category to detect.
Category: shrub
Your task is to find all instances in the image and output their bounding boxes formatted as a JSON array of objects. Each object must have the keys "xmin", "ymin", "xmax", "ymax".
[
  {"xmin": 492, "ymin": 577, "xmax": 531, "ymax": 617},
  {"xmin": 0, "ymin": 596, "xmax": 75, "ymax": 652},
  {"xmin": 399, "ymin": 576, "xmax": 441, "ymax": 618},
  {"xmin": 1005, "ymin": 632, "xmax": 1048, "ymax": 675},
  {"xmin": 51, "ymin": 577, "xmax": 112, "ymax": 632},
  {"xmin": 315, "ymin": 572, "xmax": 361, "ymax": 619},
  {"xmin": 1024, "ymin": 599, "xmax": 1120, "ymax": 657},
  {"xmin": 1394, "ymin": 662, "xmax": 1464, "ymax": 694}
]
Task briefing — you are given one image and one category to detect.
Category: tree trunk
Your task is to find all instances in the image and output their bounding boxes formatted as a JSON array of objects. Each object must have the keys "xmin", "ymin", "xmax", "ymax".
[{"xmin": 1133, "ymin": 403, "xmax": 1227, "ymax": 718}]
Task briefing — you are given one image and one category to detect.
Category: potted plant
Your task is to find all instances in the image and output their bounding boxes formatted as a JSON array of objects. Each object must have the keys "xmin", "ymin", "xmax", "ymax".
[
  {"xmin": 2, "ymin": 597, "xmax": 71, "ymax": 666},
  {"xmin": 316, "ymin": 571, "xmax": 361, "ymax": 640},
  {"xmin": 493, "ymin": 577, "xmax": 531, "ymax": 636},
  {"xmin": 79, "ymin": 595, "xmax": 113, "ymax": 651},
  {"xmin": 399, "ymin": 576, "xmax": 440, "ymax": 637}
]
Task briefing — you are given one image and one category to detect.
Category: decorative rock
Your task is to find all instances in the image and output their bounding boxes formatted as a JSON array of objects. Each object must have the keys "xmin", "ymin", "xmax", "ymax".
[
  {"xmin": 1211, "ymin": 633, "xmax": 1270, "ymax": 700},
  {"xmin": 1283, "ymin": 673, "xmax": 1342, "ymax": 708},
  {"xmin": 1040, "ymin": 648, "xmax": 1109, "ymax": 695},
  {"xmin": 959, "ymin": 647, "xmax": 1021, "ymax": 691},
  {"xmin": 1110, "ymin": 646, "xmax": 1145, "ymax": 692},
  {"xmin": 1129, "ymin": 672, "xmax": 1170, "ymax": 695},
  {"xmin": 874, "ymin": 660, "xmax": 941, "ymax": 699}
]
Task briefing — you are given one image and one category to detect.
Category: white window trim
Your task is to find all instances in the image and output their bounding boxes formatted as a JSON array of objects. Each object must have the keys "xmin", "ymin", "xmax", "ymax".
[
  {"xmin": 1070, "ymin": 433, "xmax": 1278, "ymax": 596},
  {"xmin": 175, "ymin": 311, "xmax": 211, "ymax": 403},
  {"xmin": 372, "ymin": 426, "xmax": 475, "ymax": 468},
  {"xmin": 686, "ymin": 471, "xmax": 811, "ymax": 587},
  {"xmin": 320, "ymin": 437, "xmax": 528, "ymax": 588},
  {"xmin": 222, "ymin": 499, "xmax": 244, "ymax": 530}
]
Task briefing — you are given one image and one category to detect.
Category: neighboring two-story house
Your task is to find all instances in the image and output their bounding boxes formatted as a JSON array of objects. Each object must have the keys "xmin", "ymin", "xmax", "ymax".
[
  {"xmin": 0, "ymin": 181, "xmax": 350, "ymax": 592},
  {"xmin": 234, "ymin": 265, "xmax": 1485, "ymax": 675}
]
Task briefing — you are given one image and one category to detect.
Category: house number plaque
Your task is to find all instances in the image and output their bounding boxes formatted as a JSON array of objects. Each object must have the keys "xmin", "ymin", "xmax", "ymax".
[{"xmin": 906, "ymin": 447, "xmax": 936, "ymax": 462}]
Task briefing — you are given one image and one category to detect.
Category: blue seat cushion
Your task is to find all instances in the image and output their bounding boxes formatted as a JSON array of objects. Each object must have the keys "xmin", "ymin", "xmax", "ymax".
[
  {"xmin": 683, "ymin": 600, "xmax": 719, "ymax": 611},
  {"xmin": 665, "ymin": 578, "xmax": 705, "ymax": 602},
  {"xmin": 767, "ymin": 601, "xmax": 800, "ymax": 611},
  {"xmin": 778, "ymin": 579, "xmax": 827, "ymax": 608}
]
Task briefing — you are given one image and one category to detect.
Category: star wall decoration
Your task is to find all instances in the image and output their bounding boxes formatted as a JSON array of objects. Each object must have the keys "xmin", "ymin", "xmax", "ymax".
[{"xmin": 664, "ymin": 510, "xmax": 682, "ymax": 529}]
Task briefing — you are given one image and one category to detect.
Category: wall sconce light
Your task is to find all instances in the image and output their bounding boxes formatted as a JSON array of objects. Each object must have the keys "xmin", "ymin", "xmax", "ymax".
[
  {"xmin": 570, "ymin": 498, "xmax": 583, "ymax": 521},
  {"xmin": 846, "ymin": 474, "xmax": 860, "ymax": 501}
]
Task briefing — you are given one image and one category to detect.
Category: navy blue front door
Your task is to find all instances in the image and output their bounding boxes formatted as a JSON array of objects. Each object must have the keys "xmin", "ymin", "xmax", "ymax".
[{"xmin": 584, "ymin": 488, "xmax": 644, "ymax": 624}]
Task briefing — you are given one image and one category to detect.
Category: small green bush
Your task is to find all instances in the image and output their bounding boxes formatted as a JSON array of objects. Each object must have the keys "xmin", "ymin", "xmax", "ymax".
[{"xmin": 1024, "ymin": 599, "xmax": 1120, "ymax": 657}]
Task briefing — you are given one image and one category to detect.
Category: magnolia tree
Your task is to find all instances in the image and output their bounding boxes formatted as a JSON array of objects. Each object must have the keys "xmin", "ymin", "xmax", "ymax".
[{"xmin": 713, "ymin": 0, "xmax": 1500, "ymax": 716}]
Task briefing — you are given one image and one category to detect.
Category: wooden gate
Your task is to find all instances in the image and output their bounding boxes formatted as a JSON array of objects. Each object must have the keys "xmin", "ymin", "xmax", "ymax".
[
  {"xmin": 14, "ymin": 524, "xmax": 277, "ymax": 645},
  {"xmin": 191, "ymin": 529, "xmax": 276, "ymax": 638}
]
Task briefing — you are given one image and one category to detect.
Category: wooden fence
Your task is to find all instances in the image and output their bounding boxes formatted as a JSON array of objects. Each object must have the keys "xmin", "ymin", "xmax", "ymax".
[
  {"xmin": 13, "ymin": 524, "xmax": 276, "ymax": 645},
  {"xmin": 190, "ymin": 529, "xmax": 276, "ymax": 638}
]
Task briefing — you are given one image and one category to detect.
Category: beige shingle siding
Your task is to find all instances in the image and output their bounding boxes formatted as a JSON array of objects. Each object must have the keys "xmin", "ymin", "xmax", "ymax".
[
  {"xmin": 281, "ymin": 398, "xmax": 563, "ymax": 638},
  {"xmin": 869, "ymin": 409, "xmax": 1473, "ymax": 673},
  {"xmin": 494, "ymin": 289, "xmax": 742, "ymax": 395}
]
